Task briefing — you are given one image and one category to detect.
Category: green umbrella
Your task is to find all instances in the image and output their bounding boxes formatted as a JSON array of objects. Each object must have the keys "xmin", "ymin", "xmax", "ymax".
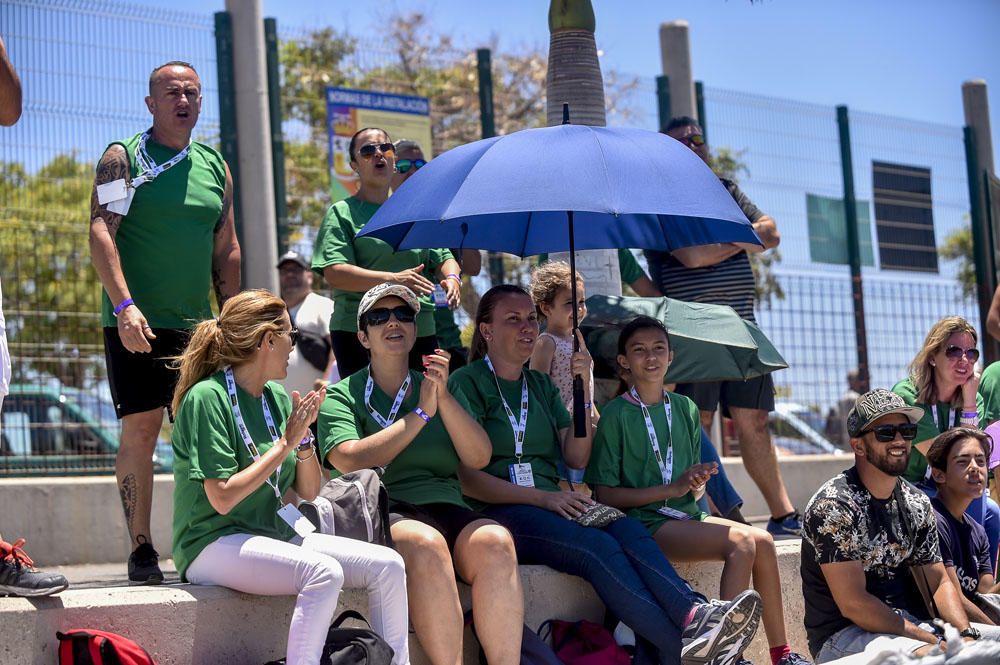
[{"xmin": 581, "ymin": 295, "xmax": 788, "ymax": 384}]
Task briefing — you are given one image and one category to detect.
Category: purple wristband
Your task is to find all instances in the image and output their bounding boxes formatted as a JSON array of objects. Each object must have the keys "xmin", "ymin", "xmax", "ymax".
[
  {"xmin": 413, "ymin": 407, "xmax": 432, "ymax": 423},
  {"xmin": 113, "ymin": 298, "xmax": 135, "ymax": 317}
]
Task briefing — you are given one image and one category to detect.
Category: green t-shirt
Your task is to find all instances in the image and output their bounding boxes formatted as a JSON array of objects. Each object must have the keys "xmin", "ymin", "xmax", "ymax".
[
  {"xmin": 433, "ymin": 307, "xmax": 464, "ymax": 350},
  {"xmin": 450, "ymin": 359, "xmax": 571, "ymax": 507},
  {"xmin": 171, "ymin": 373, "xmax": 296, "ymax": 579},
  {"xmin": 100, "ymin": 133, "xmax": 226, "ymax": 328},
  {"xmin": 311, "ymin": 196, "xmax": 453, "ymax": 337},
  {"xmin": 979, "ymin": 361, "xmax": 1000, "ymax": 425},
  {"xmin": 585, "ymin": 392, "xmax": 706, "ymax": 533},
  {"xmin": 318, "ymin": 368, "xmax": 471, "ymax": 507},
  {"xmin": 536, "ymin": 248, "xmax": 646, "ymax": 286},
  {"xmin": 891, "ymin": 377, "xmax": 986, "ymax": 482}
]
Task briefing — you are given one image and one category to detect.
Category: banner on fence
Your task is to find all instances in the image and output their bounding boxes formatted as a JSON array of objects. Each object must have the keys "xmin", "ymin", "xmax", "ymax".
[{"xmin": 326, "ymin": 86, "xmax": 433, "ymax": 201}]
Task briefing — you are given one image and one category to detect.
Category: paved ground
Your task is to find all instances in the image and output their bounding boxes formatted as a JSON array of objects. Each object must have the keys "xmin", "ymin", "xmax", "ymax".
[{"xmin": 52, "ymin": 560, "xmax": 180, "ymax": 589}]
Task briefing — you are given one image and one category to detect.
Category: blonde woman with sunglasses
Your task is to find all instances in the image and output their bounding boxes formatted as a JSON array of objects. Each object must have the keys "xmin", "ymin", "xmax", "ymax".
[
  {"xmin": 312, "ymin": 127, "xmax": 461, "ymax": 379},
  {"xmin": 891, "ymin": 315, "xmax": 1000, "ymax": 568}
]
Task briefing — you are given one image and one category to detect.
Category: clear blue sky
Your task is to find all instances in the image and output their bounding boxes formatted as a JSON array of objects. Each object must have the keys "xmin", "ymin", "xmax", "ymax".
[{"xmin": 139, "ymin": 0, "xmax": 1000, "ymax": 149}]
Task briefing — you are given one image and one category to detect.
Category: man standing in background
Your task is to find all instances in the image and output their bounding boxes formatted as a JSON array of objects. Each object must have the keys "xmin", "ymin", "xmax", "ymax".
[{"xmin": 277, "ymin": 251, "xmax": 336, "ymax": 396}]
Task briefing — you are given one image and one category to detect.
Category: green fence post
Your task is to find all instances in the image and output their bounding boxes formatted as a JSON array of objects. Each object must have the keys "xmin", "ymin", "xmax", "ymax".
[
  {"xmin": 965, "ymin": 126, "xmax": 999, "ymax": 364},
  {"xmin": 656, "ymin": 75, "xmax": 671, "ymax": 131},
  {"xmin": 477, "ymin": 48, "xmax": 503, "ymax": 285},
  {"xmin": 214, "ymin": 11, "xmax": 245, "ymax": 286},
  {"xmin": 695, "ymin": 80, "xmax": 707, "ymax": 143},
  {"xmin": 264, "ymin": 17, "xmax": 288, "ymax": 256},
  {"xmin": 836, "ymin": 105, "xmax": 871, "ymax": 392}
]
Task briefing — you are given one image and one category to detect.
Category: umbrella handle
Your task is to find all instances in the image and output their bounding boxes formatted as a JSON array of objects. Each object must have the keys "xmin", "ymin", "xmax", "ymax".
[{"xmin": 572, "ymin": 376, "xmax": 587, "ymax": 438}]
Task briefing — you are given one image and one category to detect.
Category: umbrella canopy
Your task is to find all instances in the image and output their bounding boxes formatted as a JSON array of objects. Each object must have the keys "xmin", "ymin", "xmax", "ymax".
[
  {"xmin": 357, "ymin": 123, "xmax": 762, "ymax": 256},
  {"xmin": 582, "ymin": 295, "xmax": 788, "ymax": 384}
]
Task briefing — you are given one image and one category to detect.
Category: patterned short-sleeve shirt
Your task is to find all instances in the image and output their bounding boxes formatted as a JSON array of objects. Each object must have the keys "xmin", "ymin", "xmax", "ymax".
[{"xmin": 799, "ymin": 466, "xmax": 940, "ymax": 656}]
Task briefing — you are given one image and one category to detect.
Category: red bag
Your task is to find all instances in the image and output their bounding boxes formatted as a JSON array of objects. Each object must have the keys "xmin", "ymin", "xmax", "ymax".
[
  {"xmin": 538, "ymin": 619, "xmax": 631, "ymax": 665},
  {"xmin": 57, "ymin": 629, "xmax": 158, "ymax": 665}
]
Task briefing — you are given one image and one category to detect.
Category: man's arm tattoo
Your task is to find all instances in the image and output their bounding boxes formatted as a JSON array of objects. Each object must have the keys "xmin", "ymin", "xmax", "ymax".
[
  {"xmin": 90, "ymin": 146, "xmax": 129, "ymax": 236},
  {"xmin": 212, "ymin": 267, "xmax": 229, "ymax": 305}
]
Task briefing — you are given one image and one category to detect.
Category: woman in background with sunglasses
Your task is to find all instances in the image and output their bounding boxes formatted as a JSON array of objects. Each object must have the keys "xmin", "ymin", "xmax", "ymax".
[
  {"xmin": 312, "ymin": 127, "xmax": 462, "ymax": 379},
  {"xmin": 320, "ymin": 282, "xmax": 525, "ymax": 665},
  {"xmin": 891, "ymin": 315, "xmax": 1000, "ymax": 568}
]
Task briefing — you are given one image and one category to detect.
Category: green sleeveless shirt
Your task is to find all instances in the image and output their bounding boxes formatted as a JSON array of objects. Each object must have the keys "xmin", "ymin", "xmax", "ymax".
[{"xmin": 99, "ymin": 132, "xmax": 226, "ymax": 329}]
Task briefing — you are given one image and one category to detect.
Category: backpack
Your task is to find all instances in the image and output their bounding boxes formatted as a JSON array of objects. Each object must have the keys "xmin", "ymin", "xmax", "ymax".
[
  {"xmin": 57, "ymin": 629, "xmax": 157, "ymax": 665},
  {"xmin": 264, "ymin": 609, "xmax": 394, "ymax": 665},
  {"xmin": 538, "ymin": 619, "xmax": 631, "ymax": 665},
  {"xmin": 466, "ymin": 612, "xmax": 562, "ymax": 665},
  {"xmin": 299, "ymin": 468, "xmax": 393, "ymax": 546}
]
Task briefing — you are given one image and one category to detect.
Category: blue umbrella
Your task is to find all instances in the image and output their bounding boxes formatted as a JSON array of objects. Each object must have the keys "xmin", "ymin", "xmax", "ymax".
[{"xmin": 358, "ymin": 116, "xmax": 762, "ymax": 433}]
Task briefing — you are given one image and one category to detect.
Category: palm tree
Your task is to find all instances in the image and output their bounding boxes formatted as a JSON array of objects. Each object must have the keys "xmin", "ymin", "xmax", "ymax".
[{"xmin": 545, "ymin": 0, "xmax": 620, "ymax": 294}]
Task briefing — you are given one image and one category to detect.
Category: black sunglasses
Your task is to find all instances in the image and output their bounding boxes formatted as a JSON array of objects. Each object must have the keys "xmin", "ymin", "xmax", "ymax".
[
  {"xmin": 276, "ymin": 328, "xmax": 299, "ymax": 347},
  {"xmin": 364, "ymin": 305, "xmax": 416, "ymax": 327},
  {"xmin": 861, "ymin": 423, "xmax": 918, "ymax": 443},
  {"xmin": 357, "ymin": 142, "xmax": 395, "ymax": 159},
  {"xmin": 944, "ymin": 345, "xmax": 980, "ymax": 362},
  {"xmin": 396, "ymin": 158, "xmax": 426, "ymax": 174}
]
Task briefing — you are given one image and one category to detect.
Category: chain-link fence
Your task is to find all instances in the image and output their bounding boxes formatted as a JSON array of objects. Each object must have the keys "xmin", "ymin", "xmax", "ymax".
[{"xmin": 0, "ymin": 0, "xmax": 218, "ymax": 474}]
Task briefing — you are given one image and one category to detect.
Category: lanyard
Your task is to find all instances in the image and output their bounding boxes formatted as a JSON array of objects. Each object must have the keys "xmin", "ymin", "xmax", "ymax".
[
  {"xmin": 485, "ymin": 355, "xmax": 529, "ymax": 459},
  {"xmin": 132, "ymin": 129, "xmax": 191, "ymax": 188},
  {"xmin": 630, "ymin": 387, "xmax": 674, "ymax": 492},
  {"xmin": 936, "ymin": 405, "xmax": 954, "ymax": 433},
  {"xmin": 364, "ymin": 367, "xmax": 411, "ymax": 429},
  {"xmin": 224, "ymin": 367, "xmax": 282, "ymax": 500}
]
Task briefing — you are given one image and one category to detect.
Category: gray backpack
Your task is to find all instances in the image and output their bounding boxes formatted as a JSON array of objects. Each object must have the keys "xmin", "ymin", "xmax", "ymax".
[{"xmin": 299, "ymin": 468, "xmax": 393, "ymax": 546}]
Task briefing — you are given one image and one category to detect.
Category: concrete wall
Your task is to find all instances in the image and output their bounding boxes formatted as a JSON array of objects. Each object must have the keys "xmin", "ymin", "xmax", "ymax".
[{"xmin": 0, "ymin": 456, "xmax": 850, "ymax": 565}]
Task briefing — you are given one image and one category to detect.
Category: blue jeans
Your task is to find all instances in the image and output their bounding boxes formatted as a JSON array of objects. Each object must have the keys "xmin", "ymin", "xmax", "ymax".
[
  {"xmin": 696, "ymin": 429, "xmax": 743, "ymax": 516},
  {"xmin": 919, "ymin": 482, "xmax": 1000, "ymax": 571},
  {"xmin": 484, "ymin": 504, "xmax": 700, "ymax": 665}
]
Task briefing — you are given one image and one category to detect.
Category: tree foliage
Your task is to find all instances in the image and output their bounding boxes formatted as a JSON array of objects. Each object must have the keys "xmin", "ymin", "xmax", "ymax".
[{"xmin": 940, "ymin": 225, "xmax": 976, "ymax": 299}]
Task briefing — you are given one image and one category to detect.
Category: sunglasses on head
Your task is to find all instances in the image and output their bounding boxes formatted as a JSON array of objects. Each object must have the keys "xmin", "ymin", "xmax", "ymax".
[
  {"xmin": 396, "ymin": 158, "xmax": 426, "ymax": 174},
  {"xmin": 357, "ymin": 142, "xmax": 395, "ymax": 159},
  {"xmin": 944, "ymin": 345, "xmax": 980, "ymax": 362},
  {"xmin": 364, "ymin": 305, "xmax": 416, "ymax": 327},
  {"xmin": 861, "ymin": 423, "xmax": 918, "ymax": 442}
]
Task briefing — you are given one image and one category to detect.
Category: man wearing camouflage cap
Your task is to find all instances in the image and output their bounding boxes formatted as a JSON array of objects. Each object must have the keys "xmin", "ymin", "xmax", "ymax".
[{"xmin": 799, "ymin": 389, "xmax": 997, "ymax": 662}]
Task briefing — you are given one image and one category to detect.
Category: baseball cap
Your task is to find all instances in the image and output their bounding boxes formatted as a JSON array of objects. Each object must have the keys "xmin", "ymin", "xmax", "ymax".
[
  {"xmin": 357, "ymin": 282, "xmax": 421, "ymax": 329},
  {"xmin": 846, "ymin": 389, "xmax": 925, "ymax": 438},
  {"xmin": 276, "ymin": 251, "xmax": 308, "ymax": 270}
]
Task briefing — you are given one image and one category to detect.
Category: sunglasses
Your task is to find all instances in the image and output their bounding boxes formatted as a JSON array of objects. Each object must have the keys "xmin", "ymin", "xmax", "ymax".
[
  {"xmin": 364, "ymin": 305, "xmax": 416, "ymax": 327},
  {"xmin": 357, "ymin": 142, "xmax": 395, "ymax": 159},
  {"xmin": 681, "ymin": 133, "xmax": 705, "ymax": 147},
  {"xmin": 944, "ymin": 345, "xmax": 980, "ymax": 362},
  {"xmin": 276, "ymin": 328, "xmax": 299, "ymax": 347},
  {"xmin": 861, "ymin": 423, "xmax": 918, "ymax": 442},
  {"xmin": 396, "ymin": 158, "xmax": 426, "ymax": 174}
]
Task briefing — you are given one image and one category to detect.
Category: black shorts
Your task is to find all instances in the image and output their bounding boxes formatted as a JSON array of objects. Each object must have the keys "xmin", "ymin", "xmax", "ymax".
[
  {"xmin": 388, "ymin": 501, "xmax": 493, "ymax": 552},
  {"xmin": 674, "ymin": 373, "xmax": 776, "ymax": 417},
  {"xmin": 331, "ymin": 330, "xmax": 438, "ymax": 379},
  {"xmin": 103, "ymin": 327, "xmax": 190, "ymax": 419}
]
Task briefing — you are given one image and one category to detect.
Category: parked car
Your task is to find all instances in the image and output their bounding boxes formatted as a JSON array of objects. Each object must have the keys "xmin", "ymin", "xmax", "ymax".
[
  {"xmin": 0, "ymin": 383, "xmax": 173, "ymax": 476},
  {"xmin": 768, "ymin": 402, "xmax": 847, "ymax": 456}
]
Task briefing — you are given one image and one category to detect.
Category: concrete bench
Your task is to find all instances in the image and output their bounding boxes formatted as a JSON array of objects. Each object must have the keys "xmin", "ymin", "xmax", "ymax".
[{"xmin": 0, "ymin": 543, "xmax": 805, "ymax": 665}]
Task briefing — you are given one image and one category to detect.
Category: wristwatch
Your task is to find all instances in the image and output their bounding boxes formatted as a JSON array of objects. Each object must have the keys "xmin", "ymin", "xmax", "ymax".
[
  {"xmin": 297, "ymin": 431, "xmax": 315, "ymax": 451},
  {"xmin": 960, "ymin": 626, "xmax": 981, "ymax": 640}
]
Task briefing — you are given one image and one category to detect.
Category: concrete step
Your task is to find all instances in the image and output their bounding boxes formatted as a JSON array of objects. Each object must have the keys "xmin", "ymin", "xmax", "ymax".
[{"xmin": 0, "ymin": 542, "xmax": 806, "ymax": 665}]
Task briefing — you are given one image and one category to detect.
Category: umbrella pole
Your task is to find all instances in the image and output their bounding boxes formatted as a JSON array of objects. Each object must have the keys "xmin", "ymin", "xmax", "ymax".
[{"xmin": 568, "ymin": 210, "xmax": 587, "ymax": 438}]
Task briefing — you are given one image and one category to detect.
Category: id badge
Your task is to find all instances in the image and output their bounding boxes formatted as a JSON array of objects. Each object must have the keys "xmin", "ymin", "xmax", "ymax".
[
  {"xmin": 508, "ymin": 462, "xmax": 535, "ymax": 487},
  {"xmin": 278, "ymin": 503, "xmax": 317, "ymax": 537},
  {"xmin": 656, "ymin": 505, "xmax": 691, "ymax": 521},
  {"xmin": 432, "ymin": 284, "xmax": 449, "ymax": 308},
  {"xmin": 96, "ymin": 178, "xmax": 128, "ymax": 205},
  {"xmin": 106, "ymin": 186, "xmax": 135, "ymax": 216}
]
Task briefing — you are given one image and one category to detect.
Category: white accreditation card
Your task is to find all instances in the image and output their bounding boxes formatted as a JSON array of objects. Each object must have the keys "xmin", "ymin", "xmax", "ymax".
[
  {"xmin": 96, "ymin": 178, "xmax": 128, "ymax": 205},
  {"xmin": 106, "ymin": 186, "xmax": 135, "ymax": 216},
  {"xmin": 278, "ymin": 503, "xmax": 317, "ymax": 537},
  {"xmin": 508, "ymin": 462, "xmax": 536, "ymax": 487},
  {"xmin": 656, "ymin": 505, "xmax": 691, "ymax": 521}
]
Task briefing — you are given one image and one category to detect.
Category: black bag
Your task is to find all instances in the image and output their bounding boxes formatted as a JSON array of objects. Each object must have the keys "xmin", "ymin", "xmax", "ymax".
[
  {"xmin": 265, "ymin": 610, "xmax": 394, "ymax": 665},
  {"xmin": 467, "ymin": 611, "xmax": 562, "ymax": 665},
  {"xmin": 299, "ymin": 468, "xmax": 393, "ymax": 546},
  {"xmin": 288, "ymin": 309, "xmax": 332, "ymax": 373}
]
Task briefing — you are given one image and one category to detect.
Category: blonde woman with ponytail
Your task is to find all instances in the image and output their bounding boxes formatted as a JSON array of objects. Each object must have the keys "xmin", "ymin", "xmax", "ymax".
[{"xmin": 171, "ymin": 290, "xmax": 410, "ymax": 665}]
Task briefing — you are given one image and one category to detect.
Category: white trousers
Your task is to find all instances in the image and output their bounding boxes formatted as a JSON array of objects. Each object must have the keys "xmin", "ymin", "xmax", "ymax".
[{"xmin": 186, "ymin": 532, "xmax": 410, "ymax": 665}]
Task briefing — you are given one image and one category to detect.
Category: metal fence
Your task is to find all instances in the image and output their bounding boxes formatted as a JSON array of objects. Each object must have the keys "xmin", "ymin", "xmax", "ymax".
[
  {"xmin": 0, "ymin": 0, "xmax": 982, "ymax": 474},
  {"xmin": 0, "ymin": 0, "xmax": 218, "ymax": 474}
]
